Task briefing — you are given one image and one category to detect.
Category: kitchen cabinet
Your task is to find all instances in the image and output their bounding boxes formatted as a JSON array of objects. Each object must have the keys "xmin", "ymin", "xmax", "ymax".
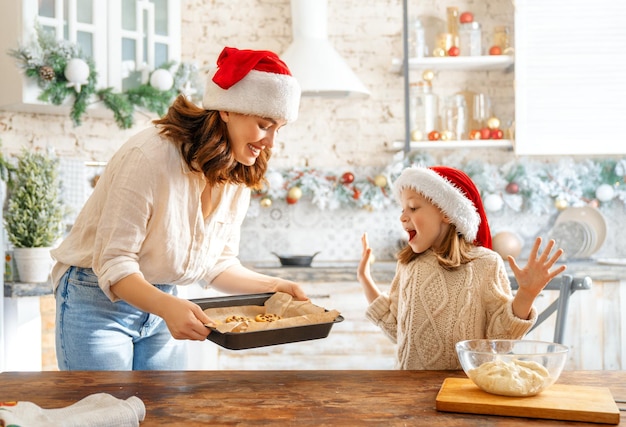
[
  {"xmin": 514, "ymin": 0, "xmax": 626, "ymax": 155},
  {"xmin": 0, "ymin": 0, "xmax": 180, "ymax": 116}
]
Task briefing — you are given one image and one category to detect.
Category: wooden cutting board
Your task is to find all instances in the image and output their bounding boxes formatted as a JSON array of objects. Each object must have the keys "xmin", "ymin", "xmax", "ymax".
[{"xmin": 436, "ymin": 377, "xmax": 620, "ymax": 424}]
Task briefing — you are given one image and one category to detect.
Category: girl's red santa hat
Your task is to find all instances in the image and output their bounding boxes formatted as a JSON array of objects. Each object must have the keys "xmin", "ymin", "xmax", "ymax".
[
  {"xmin": 392, "ymin": 166, "xmax": 492, "ymax": 249},
  {"xmin": 202, "ymin": 46, "xmax": 301, "ymax": 122}
]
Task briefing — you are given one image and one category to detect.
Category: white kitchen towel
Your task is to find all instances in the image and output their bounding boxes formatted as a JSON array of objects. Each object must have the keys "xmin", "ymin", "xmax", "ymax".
[{"xmin": 0, "ymin": 392, "xmax": 146, "ymax": 427}]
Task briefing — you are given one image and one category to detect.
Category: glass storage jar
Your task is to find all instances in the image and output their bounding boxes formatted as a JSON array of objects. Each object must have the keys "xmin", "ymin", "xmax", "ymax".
[
  {"xmin": 459, "ymin": 22, "xmax": 482, "ymax": 56},
  {"xmin": 409, "ymin": 81, "xmax": 439, "ymax": 141}
]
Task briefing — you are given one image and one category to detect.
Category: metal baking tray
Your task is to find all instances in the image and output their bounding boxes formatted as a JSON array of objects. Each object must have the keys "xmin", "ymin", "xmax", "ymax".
[{"xmin": 191, "ymin": 292, "xmax": 344, "ymax": 350}]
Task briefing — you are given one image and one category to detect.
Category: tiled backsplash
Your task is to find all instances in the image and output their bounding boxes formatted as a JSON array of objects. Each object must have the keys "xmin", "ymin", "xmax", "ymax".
[
  {"xmin": 240, "ymin": 202, "xmax": 625, "ymax": 264},
  {"xmin": 240, "ymin": 200, "xmax": 405, "ymax": 264}
]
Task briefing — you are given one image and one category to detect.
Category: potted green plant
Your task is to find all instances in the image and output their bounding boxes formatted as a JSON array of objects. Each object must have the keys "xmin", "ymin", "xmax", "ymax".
[{"xmin": 4, "ymin": 149, "xmax": 65, "ymax": 283}]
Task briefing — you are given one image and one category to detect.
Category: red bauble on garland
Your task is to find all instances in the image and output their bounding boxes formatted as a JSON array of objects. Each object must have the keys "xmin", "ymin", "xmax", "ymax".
[
  {"xmin": 342, "ymin": 172, "xmax": 355, "ymax": 184},
  {"xmin": 505, "ymin": 182, "xmax": 519, "ymax": 194}
]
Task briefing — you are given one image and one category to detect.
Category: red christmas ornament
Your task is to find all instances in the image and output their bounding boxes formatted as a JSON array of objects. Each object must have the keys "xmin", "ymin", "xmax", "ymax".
[
  {"xmin": 469, "ymin": 129, "xmax": 482, "ymax": 140},
  {"xmin": 459, "ymin": 12, "xmax": 474, "ymax": 23},
  {"xmin": 479, "ymin": 128, "xmax": 491, "ymax": 139},
  {"xmin": 286, "ymin": 197, "xmax": 298, "ymax": 205},
  {"xmin": 353, "ymin": 188, "xmax": 361, "ymax": 199},
  {"xmin": 342, "ymin": 172, "xmax": 355, "ymax": 184},
  {"xmin": 448, "ymin": 46, "xmax": 460, "ymax": 57},
  {"xmin": 490, "ymin": 128, "xmax": 504, "ymax": 139},
  {"xmin": 489, "ymin": 45, "xmax": 502, "ymax": 55},
  {"xmin": 505, "ymin": 182, "xmax": 519, "ymax": 194},
  {"xmin": 428, "ymin": 130, "xmax": 441, "ymax": 141}
]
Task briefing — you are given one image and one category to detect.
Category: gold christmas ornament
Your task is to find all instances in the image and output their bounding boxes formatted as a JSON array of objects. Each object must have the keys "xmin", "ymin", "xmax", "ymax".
[
  {"xmin": 487, "ymin": 117, "xmax": 500, "ymax": 130},
  {"xmin": 374, "ymin": 174, "xmax": 388, "ymax": 188},
  {"xmin": 422, "ymin": 70, "xmax": 435, "ymax": 82},
  {"xmin": 260, "ymin": 197, "xmax": 272, "ymax": 208},
  {"xmin": 441, "ymin": 130, "xmax": 453, "ymax": 141},
  {"xmin": 410, "ymin": 129, "xmax": 423, "ymax": 141},
  {"xmin": 433, "ymin": 47, "xmax": 446, "ymax": 57},
  {"xmin": 287, "ymin": 186, "xmax": 303, "ymax": 200},
  {"xmin": 554, "ymin": 198, "xmax": 568, "ymax": 210}
]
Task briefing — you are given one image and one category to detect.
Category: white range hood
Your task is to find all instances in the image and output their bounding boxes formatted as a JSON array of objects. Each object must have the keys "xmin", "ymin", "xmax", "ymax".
[{"xmin": 281, "ymin": 0, "xmax": 370, "ymax": 98}]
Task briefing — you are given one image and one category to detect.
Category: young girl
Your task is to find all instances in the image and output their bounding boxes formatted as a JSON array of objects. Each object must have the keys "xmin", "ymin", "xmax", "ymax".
[
  {"xmin": 357, "ymin": 166, "xmax": 566, "ymax": 370},
  {"xmin": 51, "ymin": 47, "xmax": 306, "ymax": 371}
]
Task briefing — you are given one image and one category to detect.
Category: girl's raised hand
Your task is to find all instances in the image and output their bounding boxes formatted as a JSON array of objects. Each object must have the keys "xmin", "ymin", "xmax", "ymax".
[
  {"xmin": 508, "ymin": 237, "xmax": 566, "ymax": 298},
  {"xmin": 357, "ymin": 233, "xmax": 373, "ymax": 285}
]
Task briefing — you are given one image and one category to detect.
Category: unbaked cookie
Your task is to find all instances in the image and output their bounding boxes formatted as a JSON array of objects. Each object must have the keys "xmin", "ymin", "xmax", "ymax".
[
  {"xmin": 224, "ymin": 315, "xmax": 252, "ymax": 323},
  {"xmin": 255, "ymin": 313, "xmax": 282, "ymax": 322}
]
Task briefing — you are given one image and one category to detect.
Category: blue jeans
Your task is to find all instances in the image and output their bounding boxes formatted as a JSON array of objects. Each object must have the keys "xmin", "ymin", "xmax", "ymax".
[{"xmin": 55, "ymin": 266, "xmax": 186, "ymax": 370}]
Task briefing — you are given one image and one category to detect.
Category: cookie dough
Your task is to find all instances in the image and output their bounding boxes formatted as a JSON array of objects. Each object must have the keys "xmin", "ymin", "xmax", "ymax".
[
  {"xmin": 467, "ymin": 358, "xmax": 551, "ymax": 397},
  {"xmin": 255, "ymin": 313, "xmax": 282, "ymax": 322},
  {"xmin": 225, "ymin": 315, "xmax": 252, "ymax": 323}
]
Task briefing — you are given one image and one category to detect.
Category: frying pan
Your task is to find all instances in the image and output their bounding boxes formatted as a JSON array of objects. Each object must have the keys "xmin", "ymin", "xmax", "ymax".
[{"xmin": 271, "ymin": 251, "xmax": 320, "ymax": 267}]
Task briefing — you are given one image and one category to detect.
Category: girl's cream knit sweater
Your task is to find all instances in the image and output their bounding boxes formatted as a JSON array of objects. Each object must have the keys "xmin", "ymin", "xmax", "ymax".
[{"xmin": 366, "ymin": 247, "xmax": 537, "ymax": 370}]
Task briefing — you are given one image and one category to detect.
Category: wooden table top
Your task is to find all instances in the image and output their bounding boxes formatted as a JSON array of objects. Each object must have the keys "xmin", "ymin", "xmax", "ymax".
[{"xmin": 0, "ymin": 370, "xmax": 624, "ymax": 426}]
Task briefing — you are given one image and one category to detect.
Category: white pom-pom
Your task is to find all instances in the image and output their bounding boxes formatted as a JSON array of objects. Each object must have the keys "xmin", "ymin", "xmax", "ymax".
[
  {"xmin": 266, "ymin": 171, "xmax": 285, "ymax": 190},
  {"xmin": 483, "ymin": 193, "xmax": 504, "ymax": 212},
  {"xmin": 595, "ymin": 184, "xmax": 615, "ymax": 202},
  {"xmin": 149, "ymin": 69, "xmax": 174, "ymax": 91},
  {"xmin": 64, "ymin": 58, "xmax": 90, "ymax": 92}
]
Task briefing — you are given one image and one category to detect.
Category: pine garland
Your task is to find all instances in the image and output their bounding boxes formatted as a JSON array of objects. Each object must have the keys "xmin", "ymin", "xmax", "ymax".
[
  {"xmin": 9, "ymin": 24, "xmax": 202, "ymax": 129},
  {"xmin": 250, "ymin": 155, "xmax": 626, "ymax": 215}
]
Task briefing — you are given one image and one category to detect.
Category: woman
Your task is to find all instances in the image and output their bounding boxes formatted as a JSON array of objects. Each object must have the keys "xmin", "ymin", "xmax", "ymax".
[
  {"xmin": 52, "ymin": 47, "xmax": 306, "ymax": 370},
  {"xmin": 357, "ymin": 166, "xmax": 566, "ymax": 370}
]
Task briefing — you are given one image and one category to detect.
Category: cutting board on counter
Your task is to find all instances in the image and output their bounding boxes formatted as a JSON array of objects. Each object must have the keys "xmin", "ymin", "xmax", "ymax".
[{"xmin": 436, "ymin": 377, "xmax": 620, "ymax": 424}]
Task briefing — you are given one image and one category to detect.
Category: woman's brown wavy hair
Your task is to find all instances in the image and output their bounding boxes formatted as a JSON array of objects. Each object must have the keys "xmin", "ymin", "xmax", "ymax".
[
  {"xmin": 396, "ymin": 224, "xmax": 477, "ymax": 269},
  {"xmin": 153, "ymin": 95, "xmax": 269, "ymax": 189}
]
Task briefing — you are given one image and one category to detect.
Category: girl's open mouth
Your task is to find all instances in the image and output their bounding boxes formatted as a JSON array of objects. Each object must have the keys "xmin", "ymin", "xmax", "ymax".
[{"xmin": 408, "ymin": 230, "xmax": 416, "ymax": 240}]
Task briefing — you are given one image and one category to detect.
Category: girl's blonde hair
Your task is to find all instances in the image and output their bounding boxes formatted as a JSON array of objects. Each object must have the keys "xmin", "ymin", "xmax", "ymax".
[
  {"xmin": 397, "ymin": 224, "xmax": 476, "ymax": 269},
  {"xmin": 153, "ymin": 95, "xmax": 269, "ymax": 190}
]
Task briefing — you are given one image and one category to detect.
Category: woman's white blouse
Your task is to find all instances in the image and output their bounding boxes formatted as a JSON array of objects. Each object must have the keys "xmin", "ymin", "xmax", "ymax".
[{"xmin": 51, "ymin": 126, "xmax": 249, "ymax": 301}]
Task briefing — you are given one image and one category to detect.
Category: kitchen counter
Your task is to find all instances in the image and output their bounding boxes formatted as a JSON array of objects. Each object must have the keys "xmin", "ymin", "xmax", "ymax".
[
  {"xmin": 245, "ymin": 258, "xmax": 626, "ymax": 284},
  {"xmin": 0, "ymin": 370, "xmax": 624, "ymax": 426},
  {"xmin": 5, "ymin": 259, "xmax": 626, "ymax": 298}
]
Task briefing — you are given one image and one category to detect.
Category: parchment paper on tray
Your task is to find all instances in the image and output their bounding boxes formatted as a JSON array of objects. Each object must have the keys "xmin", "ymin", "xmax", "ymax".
[{"xmin": 204, "ymin": 292, "xmax": 340, "ymax": 333}]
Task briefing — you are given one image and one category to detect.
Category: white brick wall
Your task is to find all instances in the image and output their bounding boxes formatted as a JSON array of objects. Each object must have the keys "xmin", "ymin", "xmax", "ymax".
[{"xmin": 0, "ymin": 0, "xmax": 515, "ymax": 167}]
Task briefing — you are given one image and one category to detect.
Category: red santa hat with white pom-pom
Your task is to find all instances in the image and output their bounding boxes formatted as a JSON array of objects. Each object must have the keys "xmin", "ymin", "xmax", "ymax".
[
  {"xmin": 392, "ymin": 166, "xmax": 492, "ymax": 249},
  {"xmin": 202, "ymin": 46, "xmax": 301, "ymax": 123}
]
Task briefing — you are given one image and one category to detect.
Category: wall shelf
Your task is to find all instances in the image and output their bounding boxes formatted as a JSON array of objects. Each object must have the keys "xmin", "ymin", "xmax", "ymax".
[
  {"xmin": 391, "ymin": 55, "xmax": 515, "ymax": 74},
  {"xmin": 387, "ymin": 139, "xmax": 514, "ymax": 152}
]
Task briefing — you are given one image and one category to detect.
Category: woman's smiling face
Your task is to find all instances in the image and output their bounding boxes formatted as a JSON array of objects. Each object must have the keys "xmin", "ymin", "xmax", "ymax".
[
  {"xmin": 399, "ymin": 188, "xmax": 450, "ymax": 253},
  {"xmin": 220, "ymin": 111, "xmax": 286, "ymax": 166}
]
